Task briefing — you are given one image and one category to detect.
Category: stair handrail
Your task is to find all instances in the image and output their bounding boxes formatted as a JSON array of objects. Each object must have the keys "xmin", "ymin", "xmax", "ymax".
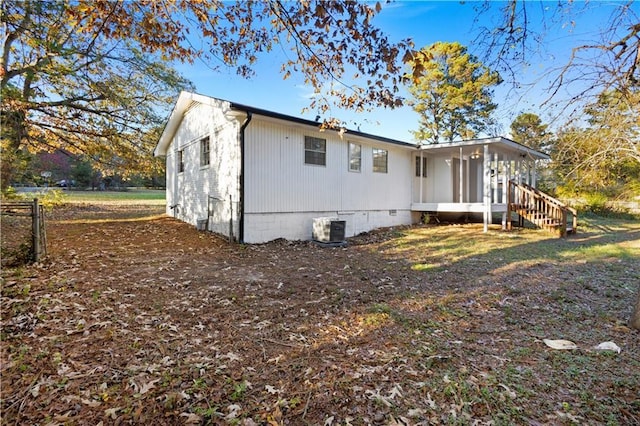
[
  {"xmin": 516, "ymin": 182, "xmax": 578, "ymax": 227},
  {"xmin": 508, "ymin": 180, "xmax": 577, "ymax": 236},
  {"xmin": 517, "ymin": 182, "xmax": 569, "ymax": 209}
]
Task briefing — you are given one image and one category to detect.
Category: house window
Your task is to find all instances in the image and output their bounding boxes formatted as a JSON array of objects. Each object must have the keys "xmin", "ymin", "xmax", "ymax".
[
  {"xmin": 177, "ymin": 150, "xmax": 184, "ymax": 173},
  {"xmin": 304, "ymin": 136, "xmax": 326, "ymax": 166},
  {"xmin": 415, "ymin": 157, "xmax": 427, "ymax": 177},
  {"xmin": 348, "ymin": 142, "xmax": 361, "ymax": 172},
  {"xmin": 200, "ymin": 136, "xmax": 210, "ymax": 167},
  {"xmin": 373, "ymin": 148, "xmax": 388, "ymax": 173}
]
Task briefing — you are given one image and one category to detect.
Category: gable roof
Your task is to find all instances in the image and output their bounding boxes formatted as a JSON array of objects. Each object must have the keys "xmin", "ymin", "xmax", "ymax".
[
  {"xmin": 154, "ymin": 92, "xmax": 223, "ymax": 157},
  {"xmin": 153, "ymin": 91, "xmax": 417, "ymax": 157},
  {"xmin": 154, "ymin": 91, "xmax": 550, "ymax": 160}
]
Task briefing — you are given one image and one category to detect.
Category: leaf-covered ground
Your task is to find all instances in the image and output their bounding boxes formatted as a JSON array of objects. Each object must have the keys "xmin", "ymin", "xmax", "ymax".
[{"xmin": 2, "ymin": 205, "xmax": 639, "ymax": 425}]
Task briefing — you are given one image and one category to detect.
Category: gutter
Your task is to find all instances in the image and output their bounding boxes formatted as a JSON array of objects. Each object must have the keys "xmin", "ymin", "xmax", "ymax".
[
  {"xmin": 229, "ymin": 102, "xmax": 415, "ymax": 149},
  {"xmin": 238, "ymin": 111, "xmax": 252, "ymax": 243}
]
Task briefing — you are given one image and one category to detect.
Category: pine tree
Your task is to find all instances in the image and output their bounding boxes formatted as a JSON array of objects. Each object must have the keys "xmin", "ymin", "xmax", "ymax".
[{"xmin": 407, "ymin": 42, "xmax": 501, "ymax": 144}]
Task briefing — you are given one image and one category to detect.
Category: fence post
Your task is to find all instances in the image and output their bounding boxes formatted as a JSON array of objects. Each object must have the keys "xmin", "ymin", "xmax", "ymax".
[
  {"xmin": 40, "ymin": 204, "xmax": 47, "ymax": 258},
  {"xmin": 32, "ymin": 198, "xmax": 40, "ymax": 262}
]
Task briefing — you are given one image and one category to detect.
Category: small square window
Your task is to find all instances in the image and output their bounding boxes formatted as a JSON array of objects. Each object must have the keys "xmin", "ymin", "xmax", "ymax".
[
  {"xmin": 304, "ymin": 136, "xmax": 326, "ymax": 166},
  {"xmin": 373, "ymin": 148, "xmax": 388, "ymax": 173},
  {"xmin": 415, "ymin": 157, "xmax": 427, "ymax": 177},
  {"xmin": 200, "ymin": 136, "xmax": 210, "ymax": 167},
  {"xmin": 348, "ymin": 142, "xmax": 361, "ymax": 172}
]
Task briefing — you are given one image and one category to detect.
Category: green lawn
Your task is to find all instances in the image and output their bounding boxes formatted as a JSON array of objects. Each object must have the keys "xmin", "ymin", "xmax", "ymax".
[{"xmin": 62, "ymin": 189, "xmax": 166, "ymax": 205}]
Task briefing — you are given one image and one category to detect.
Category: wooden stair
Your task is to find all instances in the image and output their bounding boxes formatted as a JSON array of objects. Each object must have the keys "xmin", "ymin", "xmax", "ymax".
[{"xmin": 507, "ymin": 181, "xmax": 577, "ymax": 237}]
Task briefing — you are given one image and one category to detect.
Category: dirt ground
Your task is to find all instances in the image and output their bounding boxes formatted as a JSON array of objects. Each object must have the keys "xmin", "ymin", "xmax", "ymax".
[{"xmin": 2, "ymin": 205, "xmax": 639, "ymax": 425}]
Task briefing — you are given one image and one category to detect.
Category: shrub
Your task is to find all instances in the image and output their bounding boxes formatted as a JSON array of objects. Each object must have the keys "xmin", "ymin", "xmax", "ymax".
[{"xmin": 0, "ymin": 187, "xmax": 66, "ymax": 210}]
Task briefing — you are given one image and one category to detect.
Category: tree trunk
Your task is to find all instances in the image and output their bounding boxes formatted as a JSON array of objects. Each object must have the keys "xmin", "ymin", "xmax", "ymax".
[{"xmin": 630, "ymin": 286, "xmax": 640, "ymax": 330}]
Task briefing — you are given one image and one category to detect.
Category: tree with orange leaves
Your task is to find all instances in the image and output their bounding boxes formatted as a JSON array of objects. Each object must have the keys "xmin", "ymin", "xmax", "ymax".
[{"xmin": 1, "ymin": 1, "xmax": 413, "ymax": 189}]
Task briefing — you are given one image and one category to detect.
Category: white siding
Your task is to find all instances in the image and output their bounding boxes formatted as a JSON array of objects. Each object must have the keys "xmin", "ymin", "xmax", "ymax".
[
  {"xmin": 427, "ymin": 155, "xmax": 454, "ymax": 203},
  {"xmin": 245, "ymin": 210, "xmax": 414, "ymax": 242},
  {"xmin": 166, "ymin": 100, "xmax": 241, "ymax": 240},
  {"xmin": 165, "ymin": 150, "xmax": 177, "ymax": 216},
  {"xmin": 243, "ymin": 119, "xmax": 416, "ymax": 243}
]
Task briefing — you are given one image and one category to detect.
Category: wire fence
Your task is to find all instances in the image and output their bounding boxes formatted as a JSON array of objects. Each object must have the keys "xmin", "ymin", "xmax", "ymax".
[{"xmin": 1, "ymin": 199, "xmax": 47, "ymax": 267}]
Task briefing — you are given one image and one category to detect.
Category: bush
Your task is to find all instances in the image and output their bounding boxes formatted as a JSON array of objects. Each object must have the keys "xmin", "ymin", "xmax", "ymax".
[
  {"xmin": 583, "ymin": 192, "xmax": 608, "ymax": 214},
  {"xmin": 1, "ymin": 187, "xmax": 67, "ymax": 210},
  {"xmin": 1, "ymin": 186, "xmax": 21, "ymax": 200}
]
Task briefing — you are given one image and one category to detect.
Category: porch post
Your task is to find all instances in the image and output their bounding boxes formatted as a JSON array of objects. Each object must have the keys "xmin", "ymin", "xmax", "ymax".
[
  {"xmin": 492, "ymin": 153, "xmax": 499, "ymax": 204},
  {"xmin": 483, "ymin": 144, "xmax": 491, "ymax": 232},
  {"xmin": 419, "ymin": 150, "xmax": 423, "ymax": 204},
  {"xmin": 502, "ymin": 157, "xmax": 509, "ymax": 229},
  {"xmin": 531, "ymin": 160, "xmax": 537, "ymax": 187},
  {"xmin": 459, "ymin": 147, "xmax": 464, "ymax": 203},
  {"xmin": 465, "ymin": 154, "xmax": 470, "ymax": 202},
  {"xmin": 517, "ymin": 160, "xmax": 523, "ymax": 184}
]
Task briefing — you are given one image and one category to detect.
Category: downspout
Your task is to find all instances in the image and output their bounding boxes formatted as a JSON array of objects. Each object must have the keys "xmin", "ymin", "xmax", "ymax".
[{"xmin": 238, "ymin": 111, "xmax": 252, "ymax": 243}]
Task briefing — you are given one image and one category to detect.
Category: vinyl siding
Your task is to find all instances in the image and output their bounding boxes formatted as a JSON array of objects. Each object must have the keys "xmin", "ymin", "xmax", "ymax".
[
  {"xmin": 166, "ymin": 100, "xmax": 241, "ymax": 239},
  {"xmin": 244, "ymin": 119, "xmax": 413, "ymax": 214},
  {"xmin": 242, "ymin": 118, "xmax": 416, "ymax": 242}
]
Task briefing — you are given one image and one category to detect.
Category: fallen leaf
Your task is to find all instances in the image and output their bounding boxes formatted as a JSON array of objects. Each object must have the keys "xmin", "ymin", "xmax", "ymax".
[
  {"xmin": 543, "ymin": 339, "xmax": 578, "ymax": 350},
  {"xmin": 593, "ymin": 341, "xmax": 621, "ymax": 353},
  {"xmin": 498, "ymin": 383, "xmax": 517, "ymax": 399},
  {"xmin": 179, "ymin": 412, "xmax": 202, "ymax": 424},
  {"xmin": 139, "ymin": 378, "xmax": 160, "ymax": 394},
  {"xmin": 265, "ymin": 385, "xmax": 282, "ymax": 394},
  {"xmin": 104, "ymin": 407, "xmax": 122, "ymax": 419},
  {"xmin": 407, "ymin": 408, "xmax": 426, "ymax": 417},
  {"xmin": 30, "ymin": 383, "xmax": 40, "ymax": 397},
  {"xmin": 226, "ymin": 404, "xmax": 242, "ymax": 420},
  {"xmin": 81, "ymin": 398, "xmax": 101, "ymax": 407}
]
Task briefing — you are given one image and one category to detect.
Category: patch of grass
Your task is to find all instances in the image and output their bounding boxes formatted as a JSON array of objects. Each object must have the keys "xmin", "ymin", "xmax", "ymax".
[
  {"xmin": 369, "ymin": 303, "xmax": 391, "ymax": 315},
  {"xmin": 229, "ymin": 380, "xmax": 248, "ymax": 401},
  {"xmin": 361, "ymin": 312, "xmax": 391, "ymax": 327},
  {"xmin": 63, "ymin": 189, "xmax": 165, "ymax": 205}
]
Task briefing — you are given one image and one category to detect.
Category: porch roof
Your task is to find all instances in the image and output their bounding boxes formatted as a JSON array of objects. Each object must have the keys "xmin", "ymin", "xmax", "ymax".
[{"xmin": 417, "ymin": 137, "xmax": 550, "ymax": 160}]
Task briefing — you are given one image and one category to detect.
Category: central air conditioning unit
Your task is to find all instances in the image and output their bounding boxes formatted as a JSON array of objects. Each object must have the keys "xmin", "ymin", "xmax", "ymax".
[{"xmin": 312, "ymin": 217, "xmax": 346, "ymax": 243}]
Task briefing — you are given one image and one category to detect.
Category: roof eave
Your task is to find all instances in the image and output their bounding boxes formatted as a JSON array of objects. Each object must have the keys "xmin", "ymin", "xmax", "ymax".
[
  {"xmin": 229, "ymin": 103, "xmax": 417, "ymax": 149},
  {"xmin": 418, "ymin": 137, "xmax": 549, "ymax": 160},
  {"xmin": 154, "ymin": 91, "xmax": 226, "ymax": 157}
]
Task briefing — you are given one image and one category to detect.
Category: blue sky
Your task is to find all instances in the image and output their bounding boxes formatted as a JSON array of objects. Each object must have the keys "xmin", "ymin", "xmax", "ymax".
[{"xmin": 174, "ymin": 1, "xmax": 637, "ymax": 143}]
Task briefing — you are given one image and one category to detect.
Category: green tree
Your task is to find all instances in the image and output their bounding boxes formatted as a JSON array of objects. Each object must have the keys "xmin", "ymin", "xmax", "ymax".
[
  {"xmin": 70, "ymin": 158, "xmax": 95, "ymax": 189},
  {"xmin": 472, "ymin": 2, "xmax": 639, "ymax": 326},
  {"xmin": 553, "ymin": 89, "xmax": 639, "ymax": 195},
  {"xmin": 0, "ymin": 0, "xmax": 193, "ymax": 189},
  {"xmin": 510, "ymin": 113, "xmax": 551, "ymax": 153},
  {"xmin": 1, "ymin": 0, "xmax": 414, "ymax": 190},
  {"xmin": 407, "ymin": 42, "xmax": 501, "ymax": 144}
]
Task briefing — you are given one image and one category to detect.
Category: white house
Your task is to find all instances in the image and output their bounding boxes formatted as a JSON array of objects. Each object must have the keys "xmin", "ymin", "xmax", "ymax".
[{"xmin": 154, "ymin": 91, "xmax": 566, "ymax": 244}]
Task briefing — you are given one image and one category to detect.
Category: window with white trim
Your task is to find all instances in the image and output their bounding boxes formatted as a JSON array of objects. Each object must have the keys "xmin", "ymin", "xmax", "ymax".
[
  {"xmin": 304, "ymin": 136, "xmax": 326, "ymax": 166},
  {"xmin": 373, "ymin": 148, "xmax": 388, "ymax": 173},
  {"xmin": 200, "ymin": 136, "xmax": 210, "ymax": 167},
  {"xmin": 348, "ymin": 142, "xmax": 361, "ymax": 172}
]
